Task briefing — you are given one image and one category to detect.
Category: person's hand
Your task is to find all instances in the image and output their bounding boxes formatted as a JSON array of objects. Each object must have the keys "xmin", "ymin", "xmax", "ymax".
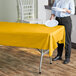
[
  {"xmin": 50, "ymin": 16, "xmax": 53, "ymax": 20},
  {"xmin": 50, "ymin": 14, "xmax": 55, "ymax": 20},
  {"xmin": 63, "ymin": 8, "xmax": 71, "ymax": 14},
  {"xmin": 63, "ymin": 8, "xmax": 67, "ymax": 13}
]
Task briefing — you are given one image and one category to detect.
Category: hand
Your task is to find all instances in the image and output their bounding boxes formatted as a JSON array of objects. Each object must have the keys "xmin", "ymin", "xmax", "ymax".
[
  {"xmin": 50, "ymin": 14, "xmax": 55, "ymax": 20},
  {"xmin": 63, "ymin": 8, "xmax": 67, "ymax": 13},
  {"xmin": 63, "ymin": 8, "xmax": 71, "ymax": 14},
  {"xmin": 50, "ymin": 16, "xmax": 53, "ymax": 20}
]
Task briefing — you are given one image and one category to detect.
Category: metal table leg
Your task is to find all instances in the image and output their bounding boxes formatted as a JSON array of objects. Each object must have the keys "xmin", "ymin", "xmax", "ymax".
[
  {"xmin": 37, "ymin": 49, "xmax": 52, "ymax": 74},
  {"xmin": 50, "ymin": 56, "xmax": 52, "ymax": 64},
  {"xmin": 39, "ymin": 50, "xmax": 43, "ymax": 74}
]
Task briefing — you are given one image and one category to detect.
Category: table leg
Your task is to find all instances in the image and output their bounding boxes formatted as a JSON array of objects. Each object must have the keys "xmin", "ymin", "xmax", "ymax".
[
  {"xmin": 50, "ymin": 56, "xmax": 52, "ymax": 64},
  {"xmin": 39, "ymin": 50, "xmax": 43, "ymax": 74}
]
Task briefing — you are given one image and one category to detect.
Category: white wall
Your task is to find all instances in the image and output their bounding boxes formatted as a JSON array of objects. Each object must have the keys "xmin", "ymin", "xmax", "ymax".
[
  {"xmin": 75, "ymin": 0, "xmax": 76, "ymax": 5},
  {"xmin": 0, "ymin": 0, "xmax": 17, "ymax": 22},
  {"xmin": 71, "ymin": 15, "xmax": 76, "ymax": 43},
  {"xmin": 71, "ymin": 0, "xmax": 76, "ymax": 43},
  {"xmin": 38, "ymin": 0, "xmax": 51, "ymax": 23},
  {"xmin": 34, "ymin": 0, "xmax": 38, "ymax": 18},
  {"xmin": 0, "ymin": 0, "xmax": 38, "ymax": 22}
]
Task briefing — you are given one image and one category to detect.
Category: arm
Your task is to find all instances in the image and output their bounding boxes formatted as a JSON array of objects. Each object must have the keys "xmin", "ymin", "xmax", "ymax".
[
  {"xmin": 50, "ymin": 14, "xmax": 55, "ymax": 20},
  {"xmin": 63, "ymin": 0, "xmax": 75, "ymax": 14},
  {"xmin": 63, "ymin": 8, "xmax": 71, "ymax": 14},
  {"xmin": 69, "ymin": 0, "xmax": 75, "ymax": 15},
  {"xmin": 50, "ymin": 1, "xmax": 56, "ymax": 20}
]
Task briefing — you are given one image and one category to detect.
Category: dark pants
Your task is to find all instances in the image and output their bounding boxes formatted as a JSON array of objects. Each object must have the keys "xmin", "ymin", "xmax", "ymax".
[{"xmin": 56, "ymin": 16, "xmax": 72, "ymax": 59}]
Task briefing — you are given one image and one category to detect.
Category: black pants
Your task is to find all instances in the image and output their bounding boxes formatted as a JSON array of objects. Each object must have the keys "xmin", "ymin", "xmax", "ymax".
[{"xmin": 56, "ymin": 16, "xmax": 72, "ymax": 59}]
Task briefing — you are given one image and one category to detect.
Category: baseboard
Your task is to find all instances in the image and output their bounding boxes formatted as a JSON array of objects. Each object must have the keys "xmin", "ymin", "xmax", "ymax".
[{"xmin": 71, "ymin": 42, "xmax": 76, "ymax": 49}]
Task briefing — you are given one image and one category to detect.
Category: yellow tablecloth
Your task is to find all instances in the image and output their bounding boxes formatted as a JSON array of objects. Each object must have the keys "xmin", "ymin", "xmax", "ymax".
[{"xmin": 0, "ymin": 22, "xmax": 65, "ymax": 56}]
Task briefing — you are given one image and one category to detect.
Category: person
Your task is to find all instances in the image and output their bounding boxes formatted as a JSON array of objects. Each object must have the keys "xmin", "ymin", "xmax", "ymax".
[{"xmin": 50, "ymin": 0, "xmax": 75, "ymax": 64}]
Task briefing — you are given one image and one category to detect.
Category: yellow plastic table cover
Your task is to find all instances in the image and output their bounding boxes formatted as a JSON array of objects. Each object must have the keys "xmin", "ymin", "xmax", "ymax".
[{"xmin": 0, "ymin": 22, "xmax": 65, "ymax": 56}]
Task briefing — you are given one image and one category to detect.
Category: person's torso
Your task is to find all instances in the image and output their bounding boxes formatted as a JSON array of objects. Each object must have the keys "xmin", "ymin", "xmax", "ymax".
[{"xmin": 54, "ymin": 0, "xmax": 71, "ymax": 17}]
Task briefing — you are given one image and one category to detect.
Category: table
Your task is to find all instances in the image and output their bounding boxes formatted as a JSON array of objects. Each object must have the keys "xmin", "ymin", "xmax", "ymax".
[{"xmin": 0, "ymin": 22, "xmax": 65, "ymax": 73}]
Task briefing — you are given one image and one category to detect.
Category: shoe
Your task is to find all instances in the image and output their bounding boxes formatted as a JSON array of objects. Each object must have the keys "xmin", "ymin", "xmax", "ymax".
[
  {"xmin": 52, "ymin": 56, "xmax": 62, "ymax": 61},
  {"xmin": 63, "ymin": 59, "xmax": 70, "ymax": 64}
]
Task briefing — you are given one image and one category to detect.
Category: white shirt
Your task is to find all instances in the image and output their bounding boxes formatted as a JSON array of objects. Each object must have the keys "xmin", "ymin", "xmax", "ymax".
[{"xmin": 51, "ymin": 0, "xmax": 75, "ymax": 17}]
